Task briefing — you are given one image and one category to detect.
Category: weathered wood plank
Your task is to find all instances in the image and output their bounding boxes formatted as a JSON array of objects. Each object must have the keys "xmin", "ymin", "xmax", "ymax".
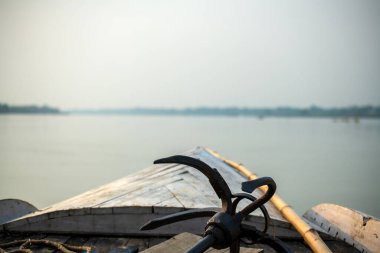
[
  {"xmin": 98, "ymin": 178, "xmax": 182, "ymax": 208},
  {"xmin": 29, "ymin": 164, "xmax": 180, "ymax": 215},
  {"xmin": 45, "ymin": 165, "xmax": 186, "ymax": 211},
  {"xmin": 140, "ymin": 233, "xmax": 263, "ymax": 253},
  {"xmin": 153, "ymin": 198, "xmax": 185, "ymax": 214},
  {"xmin": 304, "ymin": 203, "xmax": 379, "ymax": 253},
  {"xmin": 4, "ymin": 213, "xmax": 211, "ymax": 237},
  {"xmin": 179, "ymin": 171, "xmax": 221, "ymax": 207},
  {"xmin": 93, "ymin": 166, "xmax": 187, "ymax": 208},
  {"xmin": 165, "ymin": 179, "xmax": 218, "ymax": 208}
]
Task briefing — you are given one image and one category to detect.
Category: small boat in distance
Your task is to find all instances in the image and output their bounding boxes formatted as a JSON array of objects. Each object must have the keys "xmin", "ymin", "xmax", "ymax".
[{"xmin": 0, "ymin": 147, "xmax": 378, "ymax": 253}]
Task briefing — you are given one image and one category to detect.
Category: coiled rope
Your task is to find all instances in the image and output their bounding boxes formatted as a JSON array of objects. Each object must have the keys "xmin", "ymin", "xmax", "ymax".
[{"xmin": 0, "ymin": 239, "xmax": 91, "ymax": 253}]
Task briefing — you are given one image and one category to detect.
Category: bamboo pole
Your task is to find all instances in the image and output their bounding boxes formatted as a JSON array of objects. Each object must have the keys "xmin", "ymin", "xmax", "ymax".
[{"xmin": 206, "ymin": 148, "xmax": 332, "ymax": 253}]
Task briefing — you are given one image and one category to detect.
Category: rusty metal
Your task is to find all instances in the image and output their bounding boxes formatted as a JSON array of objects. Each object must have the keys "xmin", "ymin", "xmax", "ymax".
[{"xmin": 140, "ymin": 155, "xmax": 293, "ymax": 253}]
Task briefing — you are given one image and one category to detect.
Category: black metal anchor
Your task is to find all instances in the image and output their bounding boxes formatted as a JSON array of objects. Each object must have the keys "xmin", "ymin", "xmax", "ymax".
[{"xmin": 140, "ymin": 155, "xmax": 293, "ymax": 253}]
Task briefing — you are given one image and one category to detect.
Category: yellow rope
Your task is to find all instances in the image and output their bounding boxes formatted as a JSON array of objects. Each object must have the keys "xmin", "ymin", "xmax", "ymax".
[{"xmin": 0, "ymin": 239, "xmax": 91, "ymax": 253}]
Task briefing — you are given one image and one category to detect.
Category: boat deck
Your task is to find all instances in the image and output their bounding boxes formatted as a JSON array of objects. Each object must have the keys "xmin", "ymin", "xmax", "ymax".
[
  {"xmin": 0, "ymin": 148, "xmax": 294, "ymax": 237},
  {"xmin": 0, "ymin": 147, "xmax": 364, "ymax": 252}
]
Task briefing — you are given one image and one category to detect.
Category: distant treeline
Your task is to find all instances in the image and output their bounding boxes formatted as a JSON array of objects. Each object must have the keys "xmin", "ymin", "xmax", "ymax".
[
  {"xmin": 0, "ymin": 103, "xmax": 60, "ymax": 114},
  {"xmin": 72, "ymin": 105, "xmax": 380, "ymax": 118},
  {"xmin": 1, "ymin": 102, "xmax": 380, "ymax": 118}
]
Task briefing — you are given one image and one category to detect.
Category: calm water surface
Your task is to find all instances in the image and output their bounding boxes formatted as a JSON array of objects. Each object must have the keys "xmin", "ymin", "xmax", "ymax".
[{"xmin": 0, "ymin": 115, "xmax": 379, "ymax": 217}]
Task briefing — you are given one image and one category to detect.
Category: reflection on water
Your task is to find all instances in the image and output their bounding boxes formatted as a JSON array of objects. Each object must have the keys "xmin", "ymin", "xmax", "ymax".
[{"xmin": 0, "ymin": 115, "xmax": 379, "ymax": 217}]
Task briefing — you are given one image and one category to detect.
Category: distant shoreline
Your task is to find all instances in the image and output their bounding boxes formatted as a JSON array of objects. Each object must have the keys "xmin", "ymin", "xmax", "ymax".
[
  {"xmin": 69, "ymin": 106, "xmax": 380, "ymax": 119},
  {"xmin": 0, "ymin": 103, "xmax": 60, "ymax": 114},
  {"xmin": 1, "ymin": 103, "xmax": 379, "ymax": 118}
]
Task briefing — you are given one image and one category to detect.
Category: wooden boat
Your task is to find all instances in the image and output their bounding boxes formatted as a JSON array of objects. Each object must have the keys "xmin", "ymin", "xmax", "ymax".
[{"xmin": 0, "ymin": 147, "xmax": 378, "ymax": 253}]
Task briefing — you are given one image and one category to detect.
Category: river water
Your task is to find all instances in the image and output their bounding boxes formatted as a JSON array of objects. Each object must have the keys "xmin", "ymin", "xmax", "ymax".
[{"xmin": 0, "ymin": 115, "xmax": 379, "ymax": 217}]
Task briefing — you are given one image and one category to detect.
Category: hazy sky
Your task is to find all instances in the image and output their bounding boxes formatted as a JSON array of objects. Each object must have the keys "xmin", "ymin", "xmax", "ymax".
[{"xmin": 0, "ymin": 0, "xmax": 379, "ymax": 109}]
